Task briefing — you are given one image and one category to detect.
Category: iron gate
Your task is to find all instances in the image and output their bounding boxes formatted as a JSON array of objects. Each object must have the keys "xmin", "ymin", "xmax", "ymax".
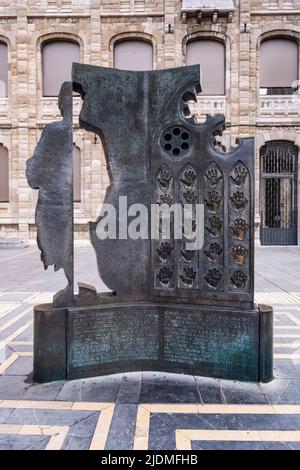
[{"xmin": 260, "ymin": 140, "xmax": 298, "ymax": 245}]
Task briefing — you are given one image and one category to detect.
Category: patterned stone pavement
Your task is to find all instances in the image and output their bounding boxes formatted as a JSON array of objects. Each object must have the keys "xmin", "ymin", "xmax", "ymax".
[{"xmin": 0, "ymin": 245, "xmax": 300, "ymax": 450}]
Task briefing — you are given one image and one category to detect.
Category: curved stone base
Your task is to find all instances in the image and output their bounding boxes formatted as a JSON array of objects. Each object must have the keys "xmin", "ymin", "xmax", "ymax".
[{"xmin": 33, "ymin": 302, "xmax": 273, "ymax": 384}]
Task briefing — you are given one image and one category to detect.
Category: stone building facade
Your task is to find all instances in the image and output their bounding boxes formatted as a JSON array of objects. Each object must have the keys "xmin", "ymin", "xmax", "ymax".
[{"xmin": 0, "ymin": 0, "xmax": 299, "ymax": 245}]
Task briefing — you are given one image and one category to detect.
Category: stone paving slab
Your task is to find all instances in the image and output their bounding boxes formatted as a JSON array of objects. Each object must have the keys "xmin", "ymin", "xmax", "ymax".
[{"xmin": 0, "ymin": 245, "xmax": 300, "ymax": 449}]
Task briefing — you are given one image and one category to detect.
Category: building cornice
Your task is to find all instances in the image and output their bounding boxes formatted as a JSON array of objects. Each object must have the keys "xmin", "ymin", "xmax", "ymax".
[
  {"xmin": 250, "ymin": 10, "xmax": 300, "ymax": 16},
  {"xmin": 100, "ymin": 13, "xmax": 164, "ymax": 18},
  {"xmin": 26, "ymin": 14, "xmax": 91, "ymax": 19}
]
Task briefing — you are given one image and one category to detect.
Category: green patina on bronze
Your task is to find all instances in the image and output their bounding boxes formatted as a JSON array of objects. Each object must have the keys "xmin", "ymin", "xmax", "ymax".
[{"xmin": 27, "ymin": 64, "xmax": 273, "ymax": 383}]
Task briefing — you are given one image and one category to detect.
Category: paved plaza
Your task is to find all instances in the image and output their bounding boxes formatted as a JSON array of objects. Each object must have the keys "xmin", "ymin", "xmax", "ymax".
[{"xmin": 0, "ymin": 244, "xmax": 300, "ymax": 450}]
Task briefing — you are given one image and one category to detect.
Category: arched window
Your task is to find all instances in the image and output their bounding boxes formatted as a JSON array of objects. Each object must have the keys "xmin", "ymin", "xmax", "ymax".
[
  {"xmin": 260, "ymin": 38, "xmax": 298, "ymax": 95},
  {"xmin": 114, "ymin": 39, "xmax": 153, "ymax": 71},
  {"xmin": 42, "ymin": 40, "xmax": 80, "ymax": 96},
  {"xmin": 186, "ymin": 39, "xmax": 225, "ymax": 95},
  {"xmin": 0, "ymin": 145, "xmax": 9, "ymax": 202},
  {"xmin": 73, "ymin": 145, "xmax": 81, "ymax": 203},
  {"xmin": 0, "ymin": 42, "xmax": 8, "ymax": 98}
]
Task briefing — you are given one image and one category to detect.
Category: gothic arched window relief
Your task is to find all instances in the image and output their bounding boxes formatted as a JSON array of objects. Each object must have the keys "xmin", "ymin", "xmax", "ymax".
[
  {"xmin": 42, "ymin": 40, "xmax": 80, "ymax": 96},
  {"xmin": 0, "ymin": 144, "xmax": 9, "ymax": 202},
  {"xmin": 114, "ymin": 39, "xmax": 153, "ymax": 71},
  {"xmin": 0, "ymin": 42, "xmax": 8, "ymax": 98},
  {"xmin": 260, "ymin": 38, "xmax": 298, "ymax": 95},
  {"xmin": 186, "ymin": 39, "xmax": 225, "ymax": 95}
]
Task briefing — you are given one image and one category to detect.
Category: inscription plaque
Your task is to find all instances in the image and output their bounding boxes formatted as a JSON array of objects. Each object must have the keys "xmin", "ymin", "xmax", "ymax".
[
  {"xmin": 164, "ymin": 310, "xmax": 258, "ymax": 380},
  {"xmin": 68, "ymin": 308, "xmax": 160, "ymax": 378},
  {"xmin": 60, "ymin": 303, "xmax": 269, "ymax": 382}
]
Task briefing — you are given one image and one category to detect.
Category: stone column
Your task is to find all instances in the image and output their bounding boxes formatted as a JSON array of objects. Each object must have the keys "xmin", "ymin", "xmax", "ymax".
[
  {"xmin": 163, "ymin": 0, "xmax": 176, "ymax": 69},
  {"xmin": 91, "ymin": 0, "xmax": 101, "ymax": 67},
  {"xmin": 238, "ymin": 0, "xmax": 251, "ymax": 137},
  {"xmin": 14, "ymin": 3, "xmax": 30, "ymax": 242},
  {"xmin": 239, "ymin": 1, "xmax": 260, "ymax": 235}
]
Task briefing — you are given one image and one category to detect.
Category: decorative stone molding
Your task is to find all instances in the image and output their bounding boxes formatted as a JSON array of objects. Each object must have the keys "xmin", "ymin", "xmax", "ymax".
[
  {"xmin": 259, "ymin": 95, "xmax": 300, "ymax": 120},
  {"xmin": 0, "ymin": 98, "xmax": 9, "ymax": 119},
  {"xmin": 189, "ymin": 96, "xmax": 226, "ymax": 121},
  {"xmin": 37, "ymin": 97, "xmax": 81, "ymax": 124},
  {"xmin": 181, "ymin": 0, "xmax": 234, "ymax": 23}
]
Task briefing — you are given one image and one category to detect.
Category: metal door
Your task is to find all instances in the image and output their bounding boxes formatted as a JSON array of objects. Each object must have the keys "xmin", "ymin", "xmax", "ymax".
[{"xmin": 260, "ymin": 140, "xmax": 298, "ymax": 245}]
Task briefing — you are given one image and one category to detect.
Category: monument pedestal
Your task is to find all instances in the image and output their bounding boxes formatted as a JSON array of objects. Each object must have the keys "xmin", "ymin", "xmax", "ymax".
[{"xmin": 33, "ymin": 302, "xmax": 273, "ymax": 383}]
